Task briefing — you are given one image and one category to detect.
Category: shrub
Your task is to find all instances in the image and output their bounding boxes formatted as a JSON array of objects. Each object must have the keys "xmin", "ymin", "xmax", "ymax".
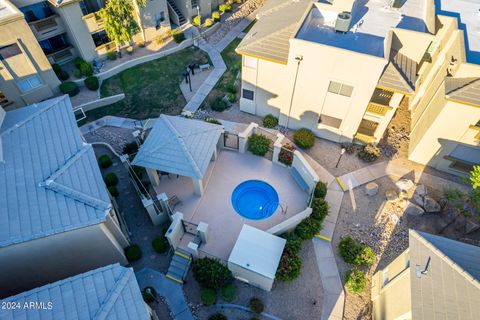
[
  {"xmin": 295, "ymin": 217, "xmax": 321, "ymax": 240},
  {"xmin": 126, "ymin": 46, "xmax": 134, "ymax": 55},
  {"xmin": 204, "ymin": 18, "xmax": 214, "ymax": 27},
  {"xmin": 211, "ymin": 98, "xmax": 228, "ymax": 111},
  {"xmin": 344, "ymin": 269, "xmax": 367, "ymax": 294},
  {"xmin": 249, "ymin": 298, "xmax": 264, "ymax": 314},
  {"xmin": 152, "ymin": 236, "xmax": 168, "ymax": 253},
  {"xmin": 278, "ymin": 144, "xmax": 295, "ymax": 166},
  {"xmin": 192, "ymin": 15, "xmax": 202, "ymax": 27},
  {"xmin": 59, "ymin": 81, "xmax": 79, "ymax": 97},
  {"xmin": 205, "ymin": 117, "xmax": 221, "ymax": 125},
  {"xmin": 142, "ymin": 286, "xmax": 157, "ymax": 303},
  {"xmin": 311, "ymin": 197, "xmax": 329, "ymax": 222},
  {"xmin": 84, "ymin": 76, "xmax": 99, "ymax": 90},
  {"xmin": 171, "ymin": 30, "xmax": 186, "ymax": 43},
  {"xmin": 262, "ymin": 114, "xmax": 278, "ymax": 128},
  {"xmin": 74, "ymin": 57, "xmax": 85, "ymax": 69},
  {"xmin": 80, "ymin": 62, "xmax": 93, "ymax": 77},
  {"xmin": 276, "ymin": 252, "xmax": 302, "ymax": 281},
  {"xmin": 73, "ymin": 69, "xmax": 82, "ymax": 78},
  {"xmin": 235, "ymin": 0, "xmax": 242, "ymax": 3},
  {"xmin": 226, "ymin": 92, "xmax": 236, "ymax": 103},
  {"xmin": 314, "ymin": 181, "xmax": 327, "ymax": 198},
  {"xmin": 125, "ymin": 244, "xmax": 142, "ymax": 262},
  {"xmin": 52, "ymin": 63, "xmax": 62, "ymax": 75},
  {"xmin": 282, "ymin": 232, "xmax": 302, "ymax": 255},
  {"xmin": 132, "ymin": 165, "xmax": 143, "ymax": 179},
  {"xmin": 221, "ymin": 284, "xmax": 236, "ymax": 302},
  {"xmin": 107, "ymin": 186, "xmax": 119, "ymax": 197},
  {"xmin": 358, "ymin": 144, "xmax": 381, "ymax": 162},
  {"xmin": 138, "ymin": 41, "xmax": 146, "ymax": 48},
  {"xmin": 248, "ymin": 133, "xmax": 270, "ymax": 156},
  {"xmin": 201, "ymin": 288, "xmax": 216, "ymax": 305},
  {"xmin": 293, "ymin": 128, "xmax": 315, "ymax": 149},
  {"xmin": 155, "ymin": 36, "xmax": 166, "ymax": 45},
  {"xmin": 192, "ymin": 257, "xmax": 232, "ymax": 289},
  {"xmin": 123, "ymin": 141, "xmax": 139, "ymax": 155},
  {"xmin": 338, "ymin": 236, "xmax": 375, "ymax": 266},
  {"xmin": 107, "ymin": 51, "xmax": 117, "ymax": 60},
  {"xmin": 226, "ymin": 84, "xmax": 237, "ymax": 94},
  {"xmin": 341, "ymin": 142, "xmax": 356, "ymax": 154},
  {"xmin": 219, "ymin": 4, "xmax": 231, "ymax": 13},
  {"xmin": 59, "ymin": 70, "xmax": 69, "ymax": 81},
  {"xmin": 104, "ymin": 172, "xmax": 119, "ymax": 187},
  {"xmin": 208, "ymin": 313, "xmax": 227, "ymax": 320},
  {"xmin": 212, "ymin": 11, "xmax": 220, "ymax": 22}
]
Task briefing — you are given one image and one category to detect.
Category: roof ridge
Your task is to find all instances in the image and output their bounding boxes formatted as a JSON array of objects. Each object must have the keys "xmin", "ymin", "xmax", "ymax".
[
  {"xmin": 446, "ymin": 77, "xmax": 480, "ymax": 95},
  {"xmin": 239, "ymin": 22, "xmax": 298, "ymax": 52},
  {"xmin": 256, "ymin": 0, "xmax": 297, "ymax": 19},
  {"xmin": 390, "ymin": 50, "xmax": 417, "ymax": 90},
  {"xmin": 93, "ymin": 267, "xmax": 132, "ymax": 320}
]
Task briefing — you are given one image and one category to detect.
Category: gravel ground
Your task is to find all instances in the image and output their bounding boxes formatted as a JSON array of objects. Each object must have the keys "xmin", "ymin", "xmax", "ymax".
[
  {"xmin": 83, "ymin": 125, "xmax": 137, "ymax": 154},
  {"xmin": 184, "ymin": 240, "xmax": 323, "ymax": 320}
]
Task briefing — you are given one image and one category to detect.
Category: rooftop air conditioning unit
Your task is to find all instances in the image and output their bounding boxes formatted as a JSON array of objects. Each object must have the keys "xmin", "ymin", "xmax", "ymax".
[{"xmin": 335, "ymin": 11, "xmax": 352, "ymax": 33}]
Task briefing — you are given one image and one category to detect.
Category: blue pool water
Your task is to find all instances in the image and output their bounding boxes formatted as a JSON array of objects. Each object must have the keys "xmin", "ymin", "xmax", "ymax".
[{"xmin": 231, "ymin": 180, "xmax": 279, "ymax": 220}]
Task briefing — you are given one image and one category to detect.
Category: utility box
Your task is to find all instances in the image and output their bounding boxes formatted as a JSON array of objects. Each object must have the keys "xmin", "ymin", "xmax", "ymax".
[{"xmin": 335, "ymin": 12, "xmax": 352, "ymax": 33}]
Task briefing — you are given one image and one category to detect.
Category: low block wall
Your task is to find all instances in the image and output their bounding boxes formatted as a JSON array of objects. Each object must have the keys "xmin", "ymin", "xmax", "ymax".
[
  {"xmin": 292, "ymin": 150, "xmax": 319, "ymax": 193},
  {"xmin": 238, "ymin": 122, "xmax": 258, "ymax": 153},
  {"xmin": 76, "ymin": 94, "xmax": 125, "ymax": 112},
  {"xmin": 267, "ymin": 207, "xmax": 312, "ymax": 235}
]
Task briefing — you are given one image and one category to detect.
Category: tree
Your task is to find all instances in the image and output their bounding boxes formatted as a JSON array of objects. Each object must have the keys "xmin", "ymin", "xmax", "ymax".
[
  {"xmin": 440, "ymin": 187, "xmax": 480, "ymax": 234},
  {"xmin": 98, "ymin": 0, "xmax": 146, "ymax": 53},
  {"xmin": 468, "ymin": 165, "xmax": 480, "ymax": 189}
]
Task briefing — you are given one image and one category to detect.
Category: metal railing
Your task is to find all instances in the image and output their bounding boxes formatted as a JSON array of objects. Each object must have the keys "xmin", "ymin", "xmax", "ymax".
[
  {"xmin": 30, "ymin": 15, "xmax": 58, "ymax": 32},
  {"xmin": 366, "ymin": 102, "xmax": 392, "ymax": 116}
]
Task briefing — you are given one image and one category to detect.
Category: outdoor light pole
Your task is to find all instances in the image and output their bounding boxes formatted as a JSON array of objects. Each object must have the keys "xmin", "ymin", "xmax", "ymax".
[
  {"xmin": 285, "ymin": 55, "xmax": 303, "ymax": 132},
  {"xmin": 196, "ymin": 5, "xmax": 200, "ymax": 16},
  {"xmin": 336, "ymin": 147, "xmax": 346, "ymax": 168},
  {"xmin": 182, "ymin": 69, "xmax": 192, "ymax": 92}
]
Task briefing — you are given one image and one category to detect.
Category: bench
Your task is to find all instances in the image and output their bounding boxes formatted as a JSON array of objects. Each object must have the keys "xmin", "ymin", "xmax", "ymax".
[
  {"xmin": 199, "ymin": 64, "xmax": 210, "ymax": 71},
  {"xmin": 291, "ymin": 167, "xmax": 309, "ymax": 192}
]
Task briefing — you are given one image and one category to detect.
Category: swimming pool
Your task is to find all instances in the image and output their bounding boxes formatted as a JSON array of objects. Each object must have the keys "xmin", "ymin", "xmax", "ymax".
[{"xmin": 231, "ymin": 180, "xmax": 279, "ymax": 220}]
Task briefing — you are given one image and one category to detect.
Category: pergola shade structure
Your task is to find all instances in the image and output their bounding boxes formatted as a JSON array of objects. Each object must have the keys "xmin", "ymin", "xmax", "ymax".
[{"xmin": 132, "ymin": 115, "xmax": 223, "ymax": 195}]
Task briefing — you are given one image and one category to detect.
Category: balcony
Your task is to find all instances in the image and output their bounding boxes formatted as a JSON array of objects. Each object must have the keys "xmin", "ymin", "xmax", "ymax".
[
  {"xmin": 46, "ymin": 46, "xmax": 75, "ymax": 64},
  {"xmin": 95, "ymin": 41, "xmax": 116, "ymax": 56},
  {"xmin": 365, "ymin": 88, "xmax": 400, "ymax": 117},
  {"xmin": 29, "ymin": 14, "xmax": 66, "ymax": 41},
  {"xmin": 83, "ymin": 12, "xmax": 104, "ymax": 33},
  {"xmin": 366, "ymin": 102, "xmax": 392, "ymax": 116}
]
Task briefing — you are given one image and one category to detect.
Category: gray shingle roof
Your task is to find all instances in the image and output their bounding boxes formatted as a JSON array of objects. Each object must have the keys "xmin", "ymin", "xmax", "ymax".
[
  {"xmin": 409, "ymin": 230, "xmax": 480, "ymax": 319},
  {"xmin": 378, "ymin": 50, "xmax": 417, "ymax": 94},
  {"xmin": 445, "ymin": 77, "xmax": 480, "ymax": 106},
  {"xmin": 0, "ymin": 264, "xmax": 149, "ymax": 320},
  {"xmin": 132, "ymin": 115, "xmax": 223, "ymax": 179},
  {"xmin": 0, "ymin": 95, "xmax": 111, "ymax": 248}
]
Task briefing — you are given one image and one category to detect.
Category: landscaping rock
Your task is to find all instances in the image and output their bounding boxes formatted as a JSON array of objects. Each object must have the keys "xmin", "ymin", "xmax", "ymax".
[
  {"xmin": 404, "ymin": 201, "xmax": 425, "ymax": 216},
  {"xmin": 385, "ymin": 189, "xmax": 398, "ymax": 201},
  {"xmin": 412, "ymin": 193, "xmax": 424, "ymax": 207},
  {"xmin": 423, "ymin": 196, "xmax": 441, "ymax": 213},
  {"xmin": 414, "ymin": 184, "xmax": 427, "ymax": 197},
  {"xmin": 366, "ymin": 182, "xmax": 379, "ymax": 196},
  {"xmin": 395, "ymin": 179, "xmax": 414, "ymax": 192}
]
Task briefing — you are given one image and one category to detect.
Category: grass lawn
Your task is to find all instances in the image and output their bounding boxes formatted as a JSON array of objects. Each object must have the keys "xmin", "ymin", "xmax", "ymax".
[
  {"xmin": 201, "ymin": 37, "xmax": 242, "ymax": 110},
  {"xmin": 84, "ymin": 46, "xmax": 210, "ymax": 121}
]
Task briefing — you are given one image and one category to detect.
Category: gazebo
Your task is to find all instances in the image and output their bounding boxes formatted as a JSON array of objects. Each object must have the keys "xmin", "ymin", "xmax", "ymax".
[{"xmin": 132, "ymin": 115, "xmax": 223, "ymax": 196}]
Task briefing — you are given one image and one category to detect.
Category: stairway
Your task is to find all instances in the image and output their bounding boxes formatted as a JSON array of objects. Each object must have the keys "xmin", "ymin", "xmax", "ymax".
[
  {"xmin": 166, "ymin": 248, "xmax": 192, "ymax": 284},
  {"xmin": 166, "ymin": 0, "xmax": 187, "ymax": 26}
]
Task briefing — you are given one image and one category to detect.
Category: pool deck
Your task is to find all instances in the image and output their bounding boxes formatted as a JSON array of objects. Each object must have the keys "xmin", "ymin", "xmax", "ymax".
[{"xmin": 154, "ymin": 149, "xmax": 308, "ymax": 261}]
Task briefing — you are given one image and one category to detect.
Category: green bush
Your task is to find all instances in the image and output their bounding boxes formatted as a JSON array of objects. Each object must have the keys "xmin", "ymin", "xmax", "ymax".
[
  {"xmin": 276, "ymin": 252, "xmax": 302, "ymax": 281},
  {"xmin": 295, "ymin": 217, "xmax": 321, "ymax": 240},
  {"xmin": 107, "ymin": 51, "xmax": 117, "ymax": 60},
  {"xmin": 132, "ymin": 165, "xmax": 143, "ymax": 179},
  {"xmin": 123, "ymin": 141, "xmax": 139, "ymax": 155},
  {"xmin": 248, "ymin": 133, "xmax": 270, "ymax": 156},
  {"xmin": 293, "ymin": 128, "xmax": 315, "ymax": 149},
  {"xmin": 107, "ymin": 186, "xmax": 119, "ymax": 197},
  {"xmin": 282, "ymin": 232, "xmax": 302, "ymax": 255},
  {"xmin": 338, "ymin": 236, "xmax": 375, "ymax": 266},
  {"xmin": 204, "ymin": 117, "xmax": 221, "ymax": 125},
  {"xmin": 98, "ymin": 154, "xmax": 112, "ymax": 168},
  {"xmin": 152, "ymin": 236, "xmax": 168, "ymax": 253},
  {"xmin": 73, "ymin": 69, "xmax": 82, "ymax": 78},
  {"xmin": 142, "ymin": 286, "xmax": 157, "ymax": 303},
  {"xmin": 192, "ymin": 257, "xmax": 232, "ymax": 289},
  {"xmin": 249, "ymin": 298, "xmax": 264, "ymax": 314},
  {"xmin": 52, "ymin": 63, "xmax": 62, "ymax": 75},
  {"xmin": 219, "ymin": 4, "xmax": 231, "ymax": 13},
  {"xmin": 211, "ymin": 98, "xmax": 228, "ymax": 111},
  {"xmin": 192, "ymin": 15, "xmax": 202, "ymax": 27},
  {"xmin": 126, "ymin": 46, "xmax": 134, "ymax": 55},
  {"xmin": 172, "ymin": 30, "xmax": 186, "ymax": 43},
  {"xmin": 59, "ymin": 81, "xmax": 79, "ymax": 97},
  {"xmin": 278, "ymin": 144, "xmax": 295, "ymax": 166},
  {"xmin": 314, "ymin": 181, "xmax": 327, "ymax": 198},
  {"xmin": 201, "ymin": 288, "xmax": 216, "ymax": 305},
  {"xmin": 104, "ymin": 172, "xmax": 119, "ymax": 187},
  {"xmin": 212, "ymin": 11, "xmax": 220, "ymax": 22},
  {"xmin": 226, "ymin": 84, "xmax": 237, "ymax": 94},
  {"xmin": 311, "ymin": 198, "xmax": 329, "ymax": 222},
  {"xmin": 358, "ymin": 144, "xmax": 381, "ymax": 162},
  {"xmin": 80, "ymin": 62, "xmax": 93, "ymax": 77},
  {"xmin": 84, "ymin": 76, "xmax": 99, "ymax": 90},
  {"xmin": 263, "ymin": 114, "xmax": 278, "ymax": 128},
  {"xmin": 59, "ymin": 70, "xmax": 69, "ymax": 81},
  {"xmin": 204, "ymin": 18, "xmax": 214, "ymax": 27},
  {"xmin": 221, "ymin": 284, "xmax": 236, "ymax": 302},
  {"xmin": 74, "ymin": 57, "xmax": 85, "ymax": 69},
  {"xmin": 344, "ymin": 269, "xmax": 367, "ymax": 294},
  {"xmin": 226, "ymin": 92, "xmax": 236, "ymax": 103},
  {"xmin": 208, "ymin": 313, "xmax": 227, "ymax": 320},
  {"xmin": 125, "ymin": 244, "xmax": 142, "ymax": 262}
]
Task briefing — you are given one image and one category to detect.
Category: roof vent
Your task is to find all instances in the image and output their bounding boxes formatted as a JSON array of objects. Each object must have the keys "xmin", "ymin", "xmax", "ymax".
[{"xmin": 335, "ymin": 12, "xmax": 352, "ymax": 33}]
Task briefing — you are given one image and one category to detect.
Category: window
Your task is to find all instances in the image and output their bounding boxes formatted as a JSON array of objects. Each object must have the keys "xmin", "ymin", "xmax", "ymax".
[
  {"xmin": 449, "ymin": 160, "xmax": 474, "ymax": 173},
  {"xmin": 243, "ymin": 56, "xmax": 257, "ymax": 69},
  {"xmin": 242, "ymin": 89, "xmax": 254, "ymax": 100},
  {"xmin": 318, "ymin": 114, "xmax": 342, "ymax": 128},
  {"xmin": 0, "ymin": 90, "xmax": 10, "ymax": 106},
  {"xmin": 327, "ymin": 81, "xmax": 354, "ymax": 97},
  {"xmin": 0, "ymin": 44, "xmax": 22, "ymax": 60},
  {"xmin": 17, "ymin": 75, "xmax": 42, "ymax": 92}
]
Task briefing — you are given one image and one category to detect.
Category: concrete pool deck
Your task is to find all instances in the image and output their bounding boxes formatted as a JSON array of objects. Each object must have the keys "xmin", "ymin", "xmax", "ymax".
[{"xmin": 153, "ymin": 149, "xmax": 309, "ymax": 260}]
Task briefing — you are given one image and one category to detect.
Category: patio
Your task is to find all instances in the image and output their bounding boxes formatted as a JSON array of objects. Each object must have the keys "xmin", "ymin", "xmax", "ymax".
[{"xmin": 153, "ymin": 149, "xmax": 309, "ymax": 261}]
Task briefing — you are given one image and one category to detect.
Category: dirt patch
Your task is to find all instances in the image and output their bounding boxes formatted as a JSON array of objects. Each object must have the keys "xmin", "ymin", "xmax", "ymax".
[{"xmin": 378, "ymin": 98, "xmax": 411, "ymax": 159}]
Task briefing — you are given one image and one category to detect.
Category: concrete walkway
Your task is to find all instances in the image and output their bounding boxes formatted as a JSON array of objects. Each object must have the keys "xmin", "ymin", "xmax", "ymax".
[{"xmin": 136, "ymin": 268, "xmax": 194, "ymax": 320}]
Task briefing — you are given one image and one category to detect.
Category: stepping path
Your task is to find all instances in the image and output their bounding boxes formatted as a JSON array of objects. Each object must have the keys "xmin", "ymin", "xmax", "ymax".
[{"xmin": 136, "ymin": 268, "xmax": 194, "ymax": 320}]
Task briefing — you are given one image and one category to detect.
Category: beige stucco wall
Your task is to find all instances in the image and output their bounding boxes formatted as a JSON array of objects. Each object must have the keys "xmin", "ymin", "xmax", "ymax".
[
  {"xmin": 136, "ymin": 0, "xmax": 171, "ymax": 42},
  {"xmin": 372, "ymin": 249, "xmax": 412, "ymax": 320},
  {"xmin": 0, "ymin": 222, "xmax": 128, "ymax": 298},
  {"xmin": 0, "ymin": 5, "xmax": 60, "ymax": 108},
  {"xmin": 228, "ymin": 261, "xmax": 274, "ymax": 291}
]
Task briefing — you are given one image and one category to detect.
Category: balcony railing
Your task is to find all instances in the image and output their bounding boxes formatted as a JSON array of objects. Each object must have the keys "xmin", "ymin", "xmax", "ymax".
[
  {"xmin": 82, "ymin": 12, "xmax": 104, "ymax": 33},
  {"xmin": 354, "ymin": 133, "xmax": 376, "ymax": 145},
  {"xmin": 46, "ymin": 46, "xmax": 74, "ymax": 64},
  {"xmin": 95, "ymin": 41, "xmax": 116, "ymax": 56},
  {"xmin": 366, "ymin": 102, "xmax": 393, "ymax": 116},
  {"xmin": 28, "ymin": 15, "xmax": 66, "ymax": 40}
]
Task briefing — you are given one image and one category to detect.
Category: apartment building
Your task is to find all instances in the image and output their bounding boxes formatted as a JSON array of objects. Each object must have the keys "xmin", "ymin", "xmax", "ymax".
[
  {"xmin": 371, "ymin": 230, "xmax": 480, "ymax": 320},
  {"xmin": 0, "ymin": 95, "xmax": 130, "ymax": 298},
  {"xmin": 237, "ymin": 0, "xmax": 479, "ymax": 176},
  {"xmin": 0, "ymin": 264, "xmax": 157, "ymax": 319}
]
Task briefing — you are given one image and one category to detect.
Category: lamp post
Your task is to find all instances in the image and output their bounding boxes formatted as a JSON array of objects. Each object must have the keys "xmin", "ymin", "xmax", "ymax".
[
  {"xmin": 335, "ymin": 147, "xmax": 346, "ymax": 168},
  {"xmin": 285, "ymin": 55, "xmax": 303, "ymax": 132},
  {"xmin": 196, "ymin": 5, "xmax": 200, "ymax": 17},
  {"xmin": 182, "ymin": 69, "xmax": 192, "ymax": 92},
  {"xmin": 145, "ymin": 288, "xmax": 158, "ymax": 303}
]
